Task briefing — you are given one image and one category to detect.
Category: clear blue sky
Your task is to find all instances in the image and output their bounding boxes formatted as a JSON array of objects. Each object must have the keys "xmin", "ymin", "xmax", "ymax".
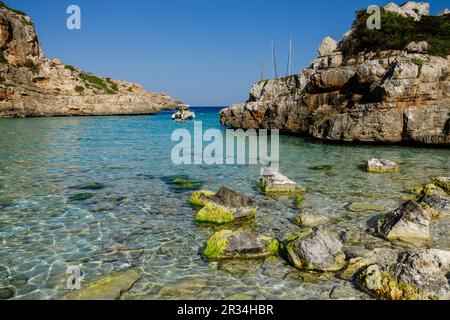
[{"xmin": 5, "ymin": 0, "xmax": 448, "ymax": 105}]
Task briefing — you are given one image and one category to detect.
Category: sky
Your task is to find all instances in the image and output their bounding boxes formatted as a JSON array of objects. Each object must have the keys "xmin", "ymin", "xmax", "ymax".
[{"xmin": 4, "ymin": 0, "xmax": 449, "ymax": 106}]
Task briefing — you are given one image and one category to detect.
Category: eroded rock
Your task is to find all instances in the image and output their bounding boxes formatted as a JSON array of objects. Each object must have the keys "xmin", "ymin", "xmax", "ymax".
[
  {"xmin": 203, "ymin": 230, "xmax": 279, "ymax": 260},
  {"xmin": 377, "ymin": 201, "xmax": 430, "ymax": 243},
  {"xmin": 259, "ymin": 170, "xmax": 306, "ymax": 196},
  {"xmin": 194, "ymin": 187, "xmax": 257, "ymax": 224},
  {"xmin": 286, "ymin": 227, "xmax": 346, "ymax": 272},
  {"xmin": 358, "ymin": 249, "xmax": 450, "ymax": 300},
  {"xmin": 367, "ymin": 158, "xmax": 398, "ymax": 173}
]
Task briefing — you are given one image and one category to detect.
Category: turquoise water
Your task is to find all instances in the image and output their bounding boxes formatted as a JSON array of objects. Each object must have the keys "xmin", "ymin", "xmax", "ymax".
[{"xmin": 0, "ymin": 107, "xmax": 449, "ymax": 300}]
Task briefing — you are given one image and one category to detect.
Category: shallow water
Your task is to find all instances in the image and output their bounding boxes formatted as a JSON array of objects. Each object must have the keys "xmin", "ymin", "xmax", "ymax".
[{"xmin": 0, "ymin": 107, "xmax": 449, "ymax": 300}]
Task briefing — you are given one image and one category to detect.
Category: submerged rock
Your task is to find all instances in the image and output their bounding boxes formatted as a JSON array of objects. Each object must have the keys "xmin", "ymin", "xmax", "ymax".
[
  {"xmin": 367, "ymin": 158, "xmax": 398, "ymax": 173},
  {"xmin": 60, "ymin": 269, "xmax": 140, "ymax": 300},
  {"xmin": 195, "ymin": 187, "xmax": 257, "ymax": 224},
  {"xmin": 338, "ymin": 252, "xmax": 378, "ymax": 281},
  {"xmin": 286, "ymin": 227, "xmax": 346, "ymax": 272},
  {"xmin": 203, "ymin": 230, "xmax": 279, "ymax": 260},
  {"xmin": 259, "ymin": 170, "xmax": 306, "ymax": 196},
  {"xmin": 358, "ymin": 249, "xmax": 450, "ymax": 300},
  {"xmin": 346, "ymin": 202, "xmax": 386, "ymax": 213},
  {"xmin": 377, "ymin": 201, "xmax": 430, "ymax": 243},
  {"xmin": 293, "ymin": 212, "xmax": 330, "ymax": 227},
  {"xmin": 70, "ymin": 182, "xmax": 106, "ymax": 191},
  {"xmin": 68, "ymin": 193, "xmax": 95, "ymax": 202},
  {"xmin": 0, "ymin": 287, "xmax": 15, "ymax": 300}
]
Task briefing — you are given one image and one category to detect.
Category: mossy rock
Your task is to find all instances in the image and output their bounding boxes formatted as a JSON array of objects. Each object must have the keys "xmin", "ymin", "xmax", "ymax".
[
  {"xmin": 434, "ymin": 177, "xmax": 450, "ymax": 194},
  {"xmin": 196, "ymin": 204, "xmax": 256, "ymax": 225},
  {"xmin": 358, "ymin": 265, "xmax": 434, "ymax": 300},
  {"xmin": 59, "ymin": 269, "xmax": 141, "ymax": 300},
  {"xmin": 203, "ymin": 230, "xmax": 279, "ymax": 260},
  {"xmin": 189, "ymin": 190, "xmax": 215, "ymax": 207},
  {"xmin": 161, "ymin": 176, "xmax": 203, "ymax": 192}
]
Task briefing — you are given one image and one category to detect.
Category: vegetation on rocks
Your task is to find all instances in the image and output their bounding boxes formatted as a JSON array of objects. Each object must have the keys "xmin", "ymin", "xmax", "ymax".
[
  {"xmin": 0, "ymin": 1, "xmax": 27, "ymax": 16},
  {"xmin": 24, "ymin": 59, "xmax": 39, "ymax": 74},
  {"xmin": 80, "ymin": 73, "xmax": 118, "ymax": 94},
  {"xmin": 342, "ymin": 9, "xmax": 450, "ymax": 58}
]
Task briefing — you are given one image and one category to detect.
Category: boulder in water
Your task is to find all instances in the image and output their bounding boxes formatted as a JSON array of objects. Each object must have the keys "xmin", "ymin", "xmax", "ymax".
[
  {"xmin": 286, "ymin": 227, "xmax": 346, "ymax": 272},
  {"xmin": 195, "ymin": 187, "xmax": 257, "ymax": 224},
  {"xmin": 203, "ymin": 229, "xmax": 279, "ymax": 260},
  {"xmin": 259, "ymin": 170, "xmax": 306, "ymax": 196},
  {"xmin": 358, "ymin": 249, "xmax": 450, "ymax": 300},
  {"xmin": 367, "ymin": 158, "xmax": 398, "ymax": 173},
  {"xmin": 377, "ymin": 201, "xmax": 430, "ymax": 243}
]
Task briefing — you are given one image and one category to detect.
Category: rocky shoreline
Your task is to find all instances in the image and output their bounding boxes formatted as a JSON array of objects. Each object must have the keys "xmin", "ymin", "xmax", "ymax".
[
  {"xmin": 0, "ymin": 2, "xmax": 181, "ymax": 118},
  {"xmin": 220, "ymin": 2, "xmax": 450, "ymax": 146}
]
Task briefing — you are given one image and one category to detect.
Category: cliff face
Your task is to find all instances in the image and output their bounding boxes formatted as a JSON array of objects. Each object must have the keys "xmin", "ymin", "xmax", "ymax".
[
  {"xmin": 220, "ymin": 2, "xmax": 450, "ymax": 146},
  {"xmin": 0, "ymin": 3, "xmax": 181, "ymax": 117}
]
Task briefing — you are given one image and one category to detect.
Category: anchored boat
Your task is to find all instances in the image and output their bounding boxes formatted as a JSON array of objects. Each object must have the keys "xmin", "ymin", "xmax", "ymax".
[{"xmin": 172, "ymin": 106, "xmax": 195, "ymax": 121}]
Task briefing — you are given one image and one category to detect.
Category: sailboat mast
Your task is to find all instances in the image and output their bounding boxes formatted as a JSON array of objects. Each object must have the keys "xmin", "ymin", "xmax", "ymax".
[
  {"xmin": 272, "ymin": 41, "xmax": 278, "ymax": 79},
  {"xmin": 287, "ymin": 38, "xmax": 292, "ymax": 77}
]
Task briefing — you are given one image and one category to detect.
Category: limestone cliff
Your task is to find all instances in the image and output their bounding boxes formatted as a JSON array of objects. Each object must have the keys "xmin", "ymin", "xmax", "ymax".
[
  {"xmin": 0, "ymin": 2, "xmax": 181, "ymax": 117},
  {"xmin": 220, "ymin": 2, "xmax": 450, "ymax": 146}
]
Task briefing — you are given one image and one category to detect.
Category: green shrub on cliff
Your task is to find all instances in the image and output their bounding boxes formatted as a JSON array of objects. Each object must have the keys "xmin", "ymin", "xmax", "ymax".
[
  {"xmin": 74, "ymin": 85, "xmax": 85, "ymax": 94},
  {"xmin": 80, "ymin": 73, "xmax": 117, "ymax": 94},
  {"xmin": 0, "ymin": 1, "xmax": 27, "ymax": 16},
  {"xmin": 342, "ymin": 9, "xmax": 450, "ymax": 58}
]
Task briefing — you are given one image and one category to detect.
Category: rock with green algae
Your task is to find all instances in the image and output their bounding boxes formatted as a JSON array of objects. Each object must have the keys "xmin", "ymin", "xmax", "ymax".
[
  {"xmin": 410, "ymin": 181, "xmax": 449, "ymax": 219},
  {"xmin": 286, "ymin": 227, "xmax": 346, "ymax": 272},
  {"xmin": 358, "ymin": 249, "xmax": 450, "ymax": 300},
  {"xmin": 59, "ymin": 269, "xmax": 140, "ymax": 300},
  {"xmin": 434, "ymin": 177, "xmax": 450, "ymax": 194},
  {"xmin": 377, "ymin": 201, "xmax": 430, "ymax": 243},
  {"xmin": 203, "ymin": 229, "xmax": 279, "ymax": 260},
  {"xmin": 189, "ymin": 190, "xmax": 215, "ymax": 207},
  {"xmin": 338, "ymin": 252, "xmax": 378, "ymax": 281},
  {"xmin": 259, "ymin": 169, "xmax": 306, "ymax": 196},
  {"xmin": 70, "ymin": 182, "xmax": 106, "ymax": 190},
  {"xmin": 194, "ymin": 187, "xmax": 258, "ymax": 225}
]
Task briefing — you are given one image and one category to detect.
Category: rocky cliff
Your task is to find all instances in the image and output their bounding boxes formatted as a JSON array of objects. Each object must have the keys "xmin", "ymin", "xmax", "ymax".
[
  {"xmin": 220, "ymin": 2, "xmax": 450, "ymax": 146},
  {"xmin": 0, "ymin": 2, "xmax": 181, "ymax": 117}
]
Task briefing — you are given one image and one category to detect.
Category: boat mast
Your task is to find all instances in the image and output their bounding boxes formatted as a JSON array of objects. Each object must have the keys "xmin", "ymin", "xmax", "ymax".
[
  {"xmin": 272, "ymin": 41, "xmax": 278, "ymax": 79},
  {"xmin": 286, "ymin": 38, "xmax": 292, "ymax": 77}
]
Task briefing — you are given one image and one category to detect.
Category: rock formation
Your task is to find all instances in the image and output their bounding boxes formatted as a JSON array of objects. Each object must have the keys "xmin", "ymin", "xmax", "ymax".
[
  {"xmin": 220, "ymin": 2, "xmax": 450, "ymax": 146},
  {"xmin": 0, "ymin": 2, "xmax": 181, "ymax": 117},
  {"xmin": 358, "ymin": 249, "xmax": 450, "ymax": 300}
]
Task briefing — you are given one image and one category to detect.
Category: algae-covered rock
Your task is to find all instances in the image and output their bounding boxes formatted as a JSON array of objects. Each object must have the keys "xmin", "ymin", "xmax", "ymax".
[
  {"xmin": 377, "ymin": 201, "xmax": 430, "ymax": 243},
  {"xmin": 70, "ymin": 182, "xmax": 106, "ymax": 190},
  {"xmin": 358, "ymin": 250, "xmax": 450, "ymax": 300},
  {"xmin": 60, "ymin": 269, "xmax": 140, "ymax": 300},
  {"xmin": 286, "ymin": 227, "xmax": 346, "ymax": 272},
  {"xmin": 189, "ymin": 190, "xmax": 215, "ymax": 207},
  {"xmin": 0, "ymin": 287, "xmax": 15, "ymax": 300},
  {"xmin": 259, "ymin": 170, "xmax": 306, "ymax": 196},
  {"xmin": 195, "ymin": 187, "xmax": 257, "ymax": 225},
  {"xmin": 367, "ymin": 158, "xmax": 398, "ymax": 173},
  {"xmin": 434, "ymin": 177, "xmax": 450, "ymax": 194},
  {"xmin": 419, "ymin": 193, "xmax": 450, "ymax": 219},
  {"xmin": 203, "ymin": 230, "xmax": 279, "ymax": 260},
  {"xmin": 293, "ymin": 212, "xmax": 330, "ymax": 227}
]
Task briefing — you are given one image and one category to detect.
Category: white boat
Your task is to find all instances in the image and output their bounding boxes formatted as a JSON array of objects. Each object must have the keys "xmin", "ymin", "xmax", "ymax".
[{"xmin": 172, "ymin": 106, "xmax": 195, "ymax": 121}]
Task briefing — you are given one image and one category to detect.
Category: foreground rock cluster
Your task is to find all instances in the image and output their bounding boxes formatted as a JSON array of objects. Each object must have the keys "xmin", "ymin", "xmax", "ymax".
[
  {"xmin": 0, "ymin": 3, "xmax": 181, "ymax": 117},
  {"xmin": 188, "ymin": 170, "xmax": 450, "ymax": 301},
  {"xmin": 220, "ymin": 2, "xmax": 450, "ymax": 146}
]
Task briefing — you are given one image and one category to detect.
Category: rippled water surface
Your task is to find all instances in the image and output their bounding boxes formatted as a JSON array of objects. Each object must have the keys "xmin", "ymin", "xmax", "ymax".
[{"xmin": 0, "ymin": 107, "xmax": 449, "ymax": 300}]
